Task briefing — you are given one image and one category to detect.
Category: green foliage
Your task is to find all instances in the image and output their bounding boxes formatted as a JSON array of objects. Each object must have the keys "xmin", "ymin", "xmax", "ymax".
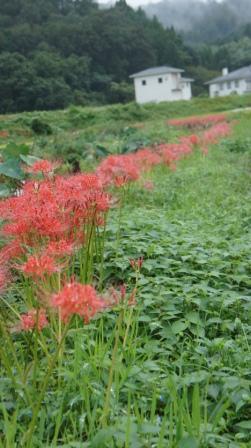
[
  {"xmin": 30, "ymin": 118, "xmax": 52, "ymax": 135},
  {"xmin": 220, "ymin": 138, "xmax": 251, "ymax": 153},
  {"xmin": 0, "ymin": 142, "xmax": 39, "ymax": 196}
]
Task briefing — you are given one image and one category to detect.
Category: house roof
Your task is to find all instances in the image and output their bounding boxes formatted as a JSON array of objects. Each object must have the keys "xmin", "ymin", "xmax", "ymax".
[
  {"xmin": 205, "ymin": 65, "xmax": 251, "ymax": 85},
  {"xmin": 130, "ymin": 66, "xmax": 184, "ymax": 79}
]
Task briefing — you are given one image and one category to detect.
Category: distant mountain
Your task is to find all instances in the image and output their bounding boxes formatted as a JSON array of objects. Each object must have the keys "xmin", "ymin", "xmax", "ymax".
[{"xmin": 143, "ymin": 0, "xmax": 251, "ymax": 44}]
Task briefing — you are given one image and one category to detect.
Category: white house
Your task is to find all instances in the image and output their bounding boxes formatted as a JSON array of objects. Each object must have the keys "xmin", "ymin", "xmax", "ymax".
[
  {"xmin": 206, "ymin": 66, "xmax": 251, "ymax": 98},
  {"xmin": 130, "ymin": 66, "xmax": 193, "ymax": 104}
]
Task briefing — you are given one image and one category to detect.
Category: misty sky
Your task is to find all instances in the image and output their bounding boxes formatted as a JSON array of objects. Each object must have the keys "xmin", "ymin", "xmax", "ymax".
[
  {"xmin": 97, "ymin": 0, "xmax": 160, "ymax": 6},
  {"xmin": 97, "ymin": 0, "xmax": 220, "ymax": 7}
]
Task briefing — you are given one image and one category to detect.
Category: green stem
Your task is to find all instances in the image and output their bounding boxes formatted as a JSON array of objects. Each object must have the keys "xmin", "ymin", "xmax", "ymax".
[
  {"xmin": 100, "ymin": 308, "xmax": 123, "ymax": 427},
  {"xmin": 23, "ymin": 324, "xmax": 69, "ymax": 447}
]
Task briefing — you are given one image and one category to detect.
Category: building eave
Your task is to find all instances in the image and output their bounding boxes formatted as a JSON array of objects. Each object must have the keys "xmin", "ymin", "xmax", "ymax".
[{"xmin": 130, "ymin": 66, "xmax": 184, "ymax": 79}]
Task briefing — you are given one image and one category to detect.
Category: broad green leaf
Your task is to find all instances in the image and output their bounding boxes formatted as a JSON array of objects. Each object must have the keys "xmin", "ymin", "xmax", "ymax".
[
  {"xmin": 178, "ymin": 436, "xmax": 199, "ymax": 448},
  {"xmin": 1, "ymin": 142, "xmax": 29, "ymax": 160},
  {"xmin": 171, "ymin": 320, "xmax": 189, "ymax": 334},
  {"xmin": 235, "ymin": 420, "xmax": 251, "ymax": 429},
  {"xmin": 186, "ymin": 312, "xmax": 202, "ymax": 325},
  {"xmin": 20, "ymin": 154, "xmax": 41, "ymax": 166},
  {"xmin": 0, "ymin": 159, "xmax": 24, "ymax": 180}
]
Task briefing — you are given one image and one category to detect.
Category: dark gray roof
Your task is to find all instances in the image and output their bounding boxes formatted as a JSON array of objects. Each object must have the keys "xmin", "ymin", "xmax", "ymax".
[
  {"xmin": 130, "ymin": 66, "xmax": 184, "ymax": 78},
  {"xmin": 206, "ymin": 65, "xmax": 251, "ymax": 85}
]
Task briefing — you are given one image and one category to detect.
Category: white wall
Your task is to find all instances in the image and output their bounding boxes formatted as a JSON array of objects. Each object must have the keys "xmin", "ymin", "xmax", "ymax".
[
  {"xmin": 181, "ymin": 82, "xmax": 192, "ymax": 101},
  {"xmin": 134, "ymin": 73, "xmax": 191, "ymax": 104},
  {"xmin": 209, "ymin": 79, "xmax": 247, "ymax": 98}
]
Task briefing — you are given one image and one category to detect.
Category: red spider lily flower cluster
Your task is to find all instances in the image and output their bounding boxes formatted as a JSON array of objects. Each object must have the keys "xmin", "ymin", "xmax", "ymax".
[
  {"xmin": 0, "ymin": 171, "xmax": 110, "ymax": 268},
  {"xmin": 20, "ymin": 308, "xmax": 48, "ymax": 332},
  {"xmin": 167, "ymin": 113, "xmax": 227, "ymax": 129},
  {"xmin": 95, "ymin": 115, "xmax": 232, "ymax": 188},
  {"xmin": 52, "ymin": 281, "xmax": 105, "ymax": 323},
  {"xmin": 129, "ymin": 257, "xmax": 144, "ymax": 270},
  {"xmin": 95, "ymin": 141, "xmax": 194, "ymax": 187},
  {"xmin": 19, "ymin": 254, "xmax": 61, "ymax": 278},
  {"xmin": 25, "ymin": 159, "xmax": 60, "ymax": 175},
  {"xmin": 202, "ymin": 122, "xmax": 231, "ymax": 145},
  {"xmin": 104, "ymin": 284, "xmax": 136, "ymax": 307},
  {"xmin": 0, "ymin": 165, "xmax": 112, "ymax": 330},
  {"xmin": 97, "ymin": 154, "xmax": 140, "ymax": 187}
]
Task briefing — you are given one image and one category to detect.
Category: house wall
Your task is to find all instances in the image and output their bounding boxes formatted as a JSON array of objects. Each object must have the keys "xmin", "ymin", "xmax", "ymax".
[
  {"xmin": 209, "ymin": 79, "xmax": 247, "ymax": 98},
  {"xmin": 181, "ymin": 82, "xmax": 192, "ymax": 100},
  {"xmin": 134, "ymin": 73, "xmax": 191, "ymax": 104}
]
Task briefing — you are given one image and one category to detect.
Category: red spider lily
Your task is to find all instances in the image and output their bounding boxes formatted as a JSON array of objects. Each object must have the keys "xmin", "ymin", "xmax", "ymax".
[
  {"xmin": 26, "ymin": 159, "xmax": 60, "ymax": 175},
  {"xmin": 20, "ymin": 308, "xmax": 48, "ymax": 332},
  {"xmin": 202, "ymin": 122, "xmax": 231, "ymax": 145},
  {"xmin": 19, "ymin": 254, "xmax": 60, "ymax": 278},
  {"xmin": 0, "ymin": 266, "xmax": 10, "ymax": 293},
  {"xmin": 44, "ymin": 239, "xmax": 76, "ymax": 258},
  {"xmin": 143, "ymin": 181, "xmax": 154, "ymax": 190},
  {"xmin": 134, "ymin": 148, "xmax": 162, "ymax": 171},
  {"xmin": 0, "ymin": 240, "xmax": 24, "ymax": 263},
  {"xmin": 103, "ymin": 284, "xmax": 137, "ymax": 308},
  {"xmin": 129, "ymin": 257, "xmax": 144, "ymax": 270},
  {"xmin": 114, "ymin": 175, "xmax": 128, "ymax": 188},
  {"xmin": 0, "ymin": 172, "xmax": 111, "ymax": 264},
  {"xmin": 128, "ymin": 287, "xmax": 137, "ymax": 306},
  {"xmin": 51, "ymin": 281, "xmax": 105, "ymax": 323},
  {"xmin": 168, "ymin": 114, "xmax": 227, "ymax": 129},
  {"xmin": 180, "ymin": 134, "xmax": 200, "ymax": 146},
  {"xmin": 96, "ymin": 154, "xmax": 140, "ymax": 187}
]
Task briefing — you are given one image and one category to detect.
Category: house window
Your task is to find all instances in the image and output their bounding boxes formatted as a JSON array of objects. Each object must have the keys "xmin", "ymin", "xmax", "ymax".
[
  {"xmin": 220, "ymin": 83, "xmax": 224, "ymax": 90},
  {"xmin": 235, "ymin": 80, "xmax": 239, "ymax": 88},
  {"xmin": 227, "ymin": 81, "xmax": 231, "ymax": 89},
  {"xmin": 158, "ymin": 77, "xmax": 163, "ymax": 83},
  {"xmin": 142, "ymin": 80, "xmax": 146, "ymax": 86}
]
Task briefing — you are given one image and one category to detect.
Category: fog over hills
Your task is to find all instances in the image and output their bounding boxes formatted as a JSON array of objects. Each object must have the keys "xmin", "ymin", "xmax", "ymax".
[{"xmin": 143, "ymin": 0, "xmax": 251, "ymax": 43}]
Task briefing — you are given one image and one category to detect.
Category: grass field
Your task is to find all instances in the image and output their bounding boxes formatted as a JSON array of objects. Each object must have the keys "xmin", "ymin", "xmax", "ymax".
[{"xmin": 0, "ymin": 97, "xmax": 250, "ymax": 447}]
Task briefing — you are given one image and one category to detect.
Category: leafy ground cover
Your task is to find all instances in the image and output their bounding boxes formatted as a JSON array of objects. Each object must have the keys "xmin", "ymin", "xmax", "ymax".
[{"xmin": 0, "ymin": 105, "xmax": 250, "ymax": 447}]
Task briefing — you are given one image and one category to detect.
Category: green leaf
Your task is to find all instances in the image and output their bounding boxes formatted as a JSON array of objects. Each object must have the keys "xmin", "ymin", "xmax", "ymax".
[
  {"xmin": 90, "ymin": 428, "xmax": 115, "ymax": 448},
  {"xmin": 185, "ymin": 312, "xmax": 202, "ymax": 325},
  {"xmin": 95, "ymin": 145, "xmax": 110, "ymax": 158},
  {"xmin": 178, "ymin": 436, "xmax": 199, "ymax": 448},
  {"xmin": 1, "ymin": 142, "xmax": 29, "ymax": 160},
  {"xmin": 0, "ymin": 184, "xmax": 12, "ymax": 197},
  {"xmin": 235, "ymin": 420, "xmax": 251, "ymax": 430},
  {"xmin": 20, "ymin": 155, "xmax": 41, "ymax": 166},
  {"xmin": 0, "ymin": 159, "xmax": 24, "ymax": 180},
  {"xmin": 171, "ymin": 320, "xmax": 189, "ymax": 334}
]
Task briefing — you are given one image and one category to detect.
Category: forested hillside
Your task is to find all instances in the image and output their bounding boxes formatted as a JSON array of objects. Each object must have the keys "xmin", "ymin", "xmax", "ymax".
[
  {"xmin": 143, "ymin": 0, "xmax": 251, "ymax": 92},
  {"xmin": 0, "ymin": 0, "xmax": 197, "ymax": 113},
  {"xmin": 144, "ymin": 0, "xmax": 251, "ymax": 44}
]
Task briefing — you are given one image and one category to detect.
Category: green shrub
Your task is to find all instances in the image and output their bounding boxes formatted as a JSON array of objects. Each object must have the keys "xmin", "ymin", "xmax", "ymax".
[{"xmin": 31, "ymin": 118, "xmax": 53, "ymax": 135}]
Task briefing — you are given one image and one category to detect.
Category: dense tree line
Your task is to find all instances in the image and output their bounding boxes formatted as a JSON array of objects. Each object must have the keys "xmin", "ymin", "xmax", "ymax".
[{"xmin": 0, "ymin": 0, "xmax": 197, "ymax": 113}]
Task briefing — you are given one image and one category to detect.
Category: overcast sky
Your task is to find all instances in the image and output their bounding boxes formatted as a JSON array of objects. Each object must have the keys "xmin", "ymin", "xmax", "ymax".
[
  {"xmin": 97, "ymin": 0, "xmax": 160, "ymax": 6},
  {"xmin": 97, "ymin": 0, "xmax": 215, "ymax": 7}
]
